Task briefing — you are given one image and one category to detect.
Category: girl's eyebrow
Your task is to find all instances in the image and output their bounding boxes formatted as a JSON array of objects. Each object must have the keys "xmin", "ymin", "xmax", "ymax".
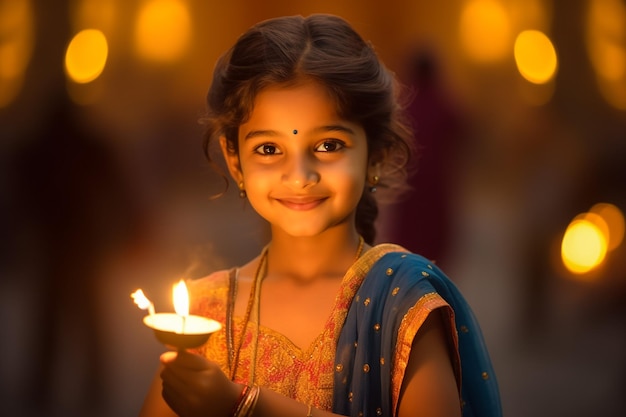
[
  {"xmin": 314, "ymin": 124, "xmax": 356, "ymax": 135},
  {"xmin": 244, "ymin": 129, "xmax": 280, "ymax": 140},
  {"xmin": 244, "ymin": 124, "xmax": 355, "ymax": 140}
]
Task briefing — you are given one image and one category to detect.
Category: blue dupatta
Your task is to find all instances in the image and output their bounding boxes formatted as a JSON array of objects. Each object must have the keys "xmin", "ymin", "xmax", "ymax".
[{"xmin": 332, "ymin": 245, "xmax": 502, "ymax": 417}]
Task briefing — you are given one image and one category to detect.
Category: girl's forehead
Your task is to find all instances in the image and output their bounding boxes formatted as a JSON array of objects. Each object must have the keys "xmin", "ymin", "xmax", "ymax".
[
  {"xmin": 238, "ymin": 82, "xmax": 365, "ymax": 140},
  {"xmin": 253, "ymin": 82, "xmax": 335, "ymax": 105},
  {"xmin": 247, "ymin": 83, "xmax": 341, "ymax": 121}
]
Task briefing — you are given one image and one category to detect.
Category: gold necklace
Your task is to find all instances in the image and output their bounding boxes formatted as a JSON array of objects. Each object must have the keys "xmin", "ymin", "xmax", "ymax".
[
  {"xmin": 229, "ymin": 245, "xmax": 268, "ymax": 381},
  {"xmin": 229, "ymin": 235, "xmax": 364, "ymax": 382}
]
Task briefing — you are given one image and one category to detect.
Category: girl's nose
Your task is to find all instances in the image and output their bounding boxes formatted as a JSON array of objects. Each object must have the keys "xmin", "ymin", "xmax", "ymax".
[{"xmin": 281, "ymin": 154, "xmax": 320, "ymax": 189}]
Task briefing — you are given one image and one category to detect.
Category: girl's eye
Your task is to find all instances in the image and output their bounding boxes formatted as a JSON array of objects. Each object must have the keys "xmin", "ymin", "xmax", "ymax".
[
  {"xmin": 254, "ymin": 144, "xmax": 282, "ymax": 155},
  {"xmin": 315, "ymin": 140, "xmax": 345, "ymax": 152}
]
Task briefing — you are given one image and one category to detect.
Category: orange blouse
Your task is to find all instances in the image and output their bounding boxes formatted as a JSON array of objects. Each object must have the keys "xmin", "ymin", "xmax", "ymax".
[{"xmin": 188, "ymin": 269, "xmax": 337, "ymax": 410}]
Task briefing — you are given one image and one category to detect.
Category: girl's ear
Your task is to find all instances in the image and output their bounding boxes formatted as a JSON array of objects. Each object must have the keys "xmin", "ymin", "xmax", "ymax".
[
  {"xmin": 367, "ymin": 150, "xmax": 385, "ymax": 177},
  {"xmin": 367, "ymin": 161, "xmax": 381, "ymax": 182},
  {"xmin": 219, "ymin": 136, "xmax": 243, "ymax": 182}
]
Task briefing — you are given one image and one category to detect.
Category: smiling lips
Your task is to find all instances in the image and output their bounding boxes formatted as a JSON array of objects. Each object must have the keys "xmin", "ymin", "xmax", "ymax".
[{"xmin": 275, "ymin": 196, "xmax": 328, "ymax": 211}]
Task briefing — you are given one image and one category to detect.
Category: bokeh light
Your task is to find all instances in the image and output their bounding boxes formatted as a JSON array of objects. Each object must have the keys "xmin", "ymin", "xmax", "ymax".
[
  {"xmin": 581, "ymin": 212, "xmax": 610, "ymax": 245},
  {"xmin": 134, "ymin": 0, "xmax": 192, "ymax": 62},
  {"xmin": 589, "ymin": 202, "xmax": 625, "ymax": 251},
  {"xmin": 561, "ymin": 217, "xmax": 608, "ymax": 276},
  {"xmin": 586, "ymin": 0, "xmax": 626, "ymax": 110},
  {"xmin": 65, "ymin": 28, "xmax": 109, "ymax": 84},
  {"xmin": 514, "ymin": 30, "xmax": 558, "ymax": 84},
  {"xmin": 0, "ymin": 0, "xmax": 35, "ymax": 108},
  {"xmin": 459, "ymin": 0, "xmax": 512, "ymax": 62}
]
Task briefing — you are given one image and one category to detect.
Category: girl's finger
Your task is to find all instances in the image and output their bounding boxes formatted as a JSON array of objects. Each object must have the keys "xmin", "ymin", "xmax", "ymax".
[
  {"xmin": 160, "ymin": 363, "xmax": 191, "ymax": 392},
  {"xmin": 166, "ymin": 350, "xmax": 212, "ymax": 371},
  {"xmin": 160, "ymin": 350, "xmax": 178, "ymax": 364}
]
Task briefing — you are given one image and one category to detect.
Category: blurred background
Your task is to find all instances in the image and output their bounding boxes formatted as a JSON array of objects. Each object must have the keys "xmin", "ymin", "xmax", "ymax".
[{"xmin": 1, "ymin": 0, "xmax": 625, "ymax": 416}]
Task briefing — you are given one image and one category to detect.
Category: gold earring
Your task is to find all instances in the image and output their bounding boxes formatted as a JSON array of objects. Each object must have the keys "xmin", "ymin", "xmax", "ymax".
[
  {"xmin": 370, "ymin": 175, "xmax": 379, "ymax": 193},
  {"xmin": 238, "ymin": 181, "xmax": 246, "ymax": 198}
]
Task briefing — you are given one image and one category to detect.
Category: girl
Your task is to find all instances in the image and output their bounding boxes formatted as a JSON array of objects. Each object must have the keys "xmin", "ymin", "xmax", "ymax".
[{"xmin": 139, "ymin": 14, "xmax": 501, "ymax": 417}]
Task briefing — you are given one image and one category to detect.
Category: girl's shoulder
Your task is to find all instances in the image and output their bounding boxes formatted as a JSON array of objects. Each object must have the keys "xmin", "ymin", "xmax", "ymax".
[
  {"xmin": 188, "ymin": 268, "xmax": 232, "ymax": 293},
  {"xmin": 366, "ymin": 243, "xmax": 440, "ymax": 272},
  {"xmin": 187, "ymin": 251, "xmax": 265, "ymax": 300},
  {"xmin": 365, "ymin": 243, "xmax": 450, "ymax": 287},
  {"xmin": 187, "ymin": 268, "xmax": 233, "ymax": 321}
]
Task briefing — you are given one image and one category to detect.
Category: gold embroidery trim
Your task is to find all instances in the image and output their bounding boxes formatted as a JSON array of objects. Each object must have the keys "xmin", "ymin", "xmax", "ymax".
[
  {"xmin": 329, "ymin": 244, "xmax": 409, "ymax": 347},
  {"xmin": 391, "ymin": 292, "xmax": 457, "ymax": 416}
]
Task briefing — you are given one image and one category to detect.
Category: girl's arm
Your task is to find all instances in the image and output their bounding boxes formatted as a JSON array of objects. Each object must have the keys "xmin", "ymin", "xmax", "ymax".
[
  {"xmin": 396, "ymin": 310, "xmax": 462, "ymax": 417},
  {"xmin": 138, "ymin": 367, "xmax": 178, "ymax": 417}
]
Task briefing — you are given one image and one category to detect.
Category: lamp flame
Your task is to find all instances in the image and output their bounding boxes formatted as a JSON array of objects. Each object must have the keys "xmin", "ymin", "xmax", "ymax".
[
  {"xmin": 173, "ymin": 280, "xmax": 189, "ymax": 317},
  {"xmin": 131, "ymin": 289, "xmax": 155, "ymax": 316}
]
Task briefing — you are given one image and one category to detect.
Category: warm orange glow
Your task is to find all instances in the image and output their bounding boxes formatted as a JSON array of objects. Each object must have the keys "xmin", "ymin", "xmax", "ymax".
[
  {"xmin": 511, "ymin": 0, "xmax": 551, "ymax": 30},
  {"xmin": 66, "ymin": 78, "xmax": 104, "ymax": 106},
  {"xmin": 518, "ymin": 79, "xmax": 555, "ymax": 106},
  {"xmin": 598, "ymin": 80, "xmax": 626, "ymax": 110},
  {"xmin": 561, "ymin": 218, "xmax": 608, "ymax": 276},
  {"xmin": 590, "ymin": 202, "xmax": 625, "ymax": 251},
  {"xmin": 514, "ymin": 30, "xmax": 558, "ymax": 84},
  {"xmin": 0, "ymin": 0, "xmax": 35, "ymax": 107},
  {"xmin": 594, "ymin": 41, "xmax": 626, "ymax": 82},
  {"xmin": 459, "ymin": 0, "xmax": 511, "ymax": 62},
  {"xmin": 134, "ymin": 0, "xmax": 192, "ymax": 62},
  {"xmin": 71, "ymin": 0, "xmax": 117, "ymax": 33},
  {"xmin": 65, "ymin": 29, "xmax": 109, "ymax": 83},
  {"xmin": 586, "ymin": 0, "xmax": 626, "ymax": 109},
  {"xmin": 173, "ymin": 280, "xmax": 189, "ymax": 317}
]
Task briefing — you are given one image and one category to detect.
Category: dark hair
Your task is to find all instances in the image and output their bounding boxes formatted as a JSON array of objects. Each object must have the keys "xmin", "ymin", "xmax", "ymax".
[{"xmin": 202, "ymin": 14, "xmax": 414, "ymax": 244}]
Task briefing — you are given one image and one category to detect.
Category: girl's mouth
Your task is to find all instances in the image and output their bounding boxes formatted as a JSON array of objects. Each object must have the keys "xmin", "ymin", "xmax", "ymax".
[{"xmin": 276, "ymin": 197, "xmax": 327, "ymax": 211}]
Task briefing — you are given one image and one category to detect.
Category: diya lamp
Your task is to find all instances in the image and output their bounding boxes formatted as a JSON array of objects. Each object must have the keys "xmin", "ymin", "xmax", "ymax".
[{"xmin": 131, "ymin": 280, "xmax": 221, "ymax": 350}]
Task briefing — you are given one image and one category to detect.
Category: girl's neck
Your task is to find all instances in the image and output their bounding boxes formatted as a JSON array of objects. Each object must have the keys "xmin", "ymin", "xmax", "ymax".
[{"xmin": 265, "ymin": 228, "xmax": 366, "ymax": 283}]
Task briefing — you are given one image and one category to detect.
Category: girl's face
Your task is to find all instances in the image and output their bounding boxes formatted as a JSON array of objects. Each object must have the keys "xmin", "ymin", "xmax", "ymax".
[{"xmin": 222, "ymin": 82, "xmax": 369, "ymax": 238}]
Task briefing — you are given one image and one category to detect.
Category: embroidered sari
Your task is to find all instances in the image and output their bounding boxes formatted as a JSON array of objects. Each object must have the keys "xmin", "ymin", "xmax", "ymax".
[
  {"xmin": 188, "ymin": 243, "xmax": 501, "ymax": 417},
  {"xmin": 333, "ymin": 244, "xmax": 502, "ymax": 417}
]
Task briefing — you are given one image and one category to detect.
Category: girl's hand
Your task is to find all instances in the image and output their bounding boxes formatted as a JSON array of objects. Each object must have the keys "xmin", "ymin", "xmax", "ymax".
[{"xmin": 159, "ymin": 350, "xmax": 241, "ymax": 417}]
